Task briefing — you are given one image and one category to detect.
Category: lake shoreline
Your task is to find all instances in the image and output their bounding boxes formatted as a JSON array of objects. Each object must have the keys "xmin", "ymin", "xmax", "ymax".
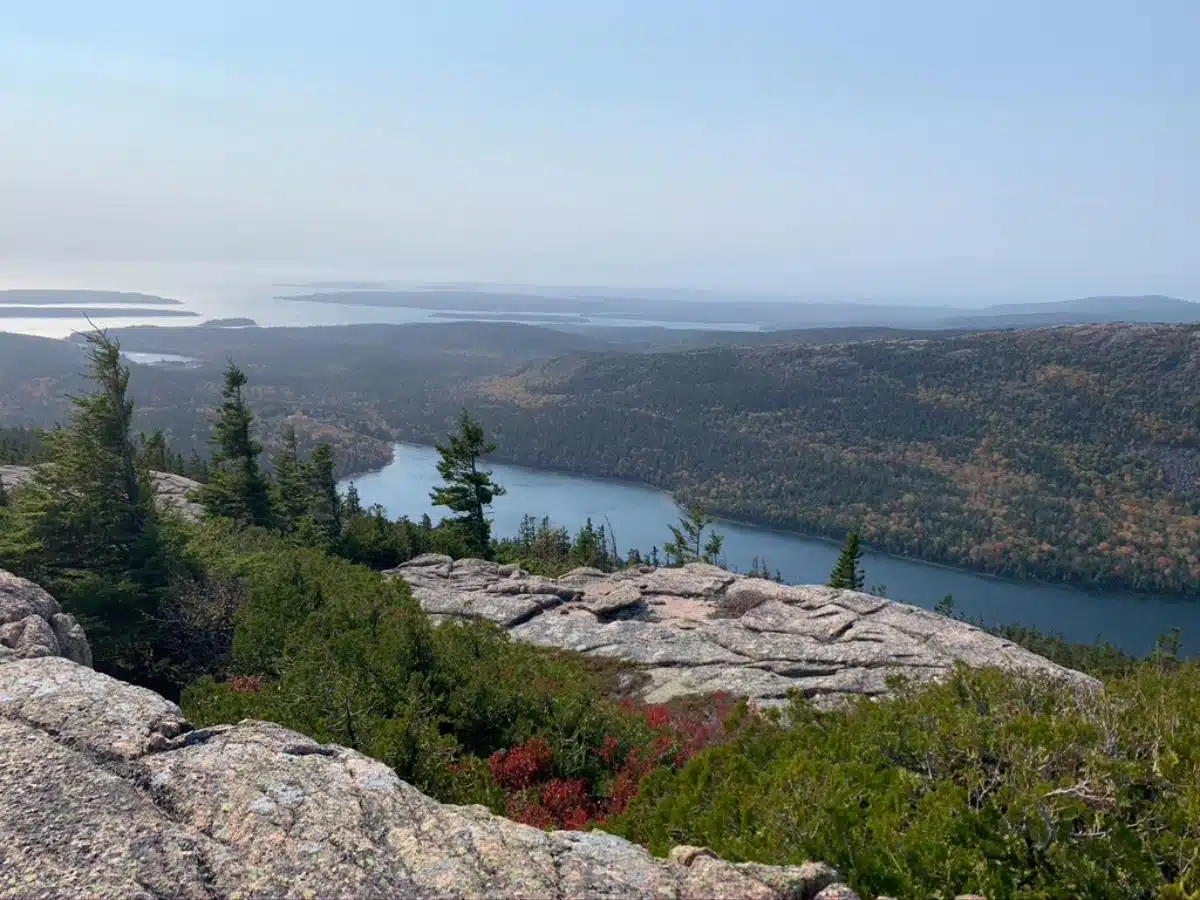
[{"xmin": 345, "ymin": 441, "xmax": 1199, "ymax": 604}]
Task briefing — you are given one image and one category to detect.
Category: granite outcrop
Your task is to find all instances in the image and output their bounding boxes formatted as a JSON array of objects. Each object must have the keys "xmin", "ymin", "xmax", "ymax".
[{"xmin": 388, "ymin": 555, "xmax": 1101, "ymax": 707}]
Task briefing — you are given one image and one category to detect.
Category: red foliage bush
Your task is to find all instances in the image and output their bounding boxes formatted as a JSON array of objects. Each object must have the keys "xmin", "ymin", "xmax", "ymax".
[
  {"xmin": 487, "ymin": 692, "xmax": 747, "ymax": 830},
  {"xmin": 489, "ymin": 737, "xmax": 553, "ymax": 791},
  {"xmin": 228, "ymin": 675, "xmax": 263, "ymax": 695}
]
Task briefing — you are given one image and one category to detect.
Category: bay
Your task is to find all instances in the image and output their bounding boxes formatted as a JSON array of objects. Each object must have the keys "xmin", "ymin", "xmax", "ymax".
[{"xmin": 347, "ymin": 443, "xmax": 1200, "ymax": 658}]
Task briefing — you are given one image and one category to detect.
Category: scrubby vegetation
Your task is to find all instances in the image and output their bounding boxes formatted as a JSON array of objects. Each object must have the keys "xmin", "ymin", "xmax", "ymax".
[{"xmin": 609, "ymin": 659, "xmax": 1200, "ymax": 900}]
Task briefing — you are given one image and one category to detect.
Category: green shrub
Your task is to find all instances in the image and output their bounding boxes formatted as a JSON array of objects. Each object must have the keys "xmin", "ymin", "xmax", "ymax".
[
  {"xmin": 609, "ymin": 664, "xmax": 1200, "ymax": 899},
  {"xmin": 181, "ymin": 524, "xmax": 669, "ymax": 806}
]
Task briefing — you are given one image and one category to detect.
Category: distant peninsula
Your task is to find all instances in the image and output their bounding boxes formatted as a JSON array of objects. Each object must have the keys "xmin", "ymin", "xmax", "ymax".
[
  {"xmin": 0, "ymin": 289, "xmax": 184, "ymax": 306},
  {"xmin": 275, "ymin": 280, "xmax": 390, "ymax": 290},
  {"xmin": 200, "ymin": 317, "xmax": 258, "ymax": 327},
  {"xmin": 430, "ymin": 311, "xmax": 591, "ymax": 324},
  {"xmin": 0, "ymin": 307, "xmax": 198, "ymax": 319}
]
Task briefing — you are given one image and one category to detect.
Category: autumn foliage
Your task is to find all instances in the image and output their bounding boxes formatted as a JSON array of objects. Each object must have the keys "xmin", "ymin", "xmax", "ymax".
[{"xmin": 489, "ymin": 692, "xmax": 744, "ymax": 830}]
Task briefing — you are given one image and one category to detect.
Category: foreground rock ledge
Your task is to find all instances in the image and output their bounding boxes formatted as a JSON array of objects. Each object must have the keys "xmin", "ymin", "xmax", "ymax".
[
  {"xmin": 0, "ymin": 570, "xmax": 856, "ymax": 900},
  {"xmin": 388, "ymin": 556, "xmax": 1100, "ymax": 707}
]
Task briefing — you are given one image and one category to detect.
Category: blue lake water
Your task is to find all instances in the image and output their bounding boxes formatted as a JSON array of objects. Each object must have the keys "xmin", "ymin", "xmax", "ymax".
[{"xmin": 347, "ymin": 444, "xmax": 1200, "ymax": 658}]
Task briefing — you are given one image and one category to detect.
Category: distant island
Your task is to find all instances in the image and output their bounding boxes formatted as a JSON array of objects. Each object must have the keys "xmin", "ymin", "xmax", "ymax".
[
  {"xmin": 275, "ymin": 280, "xmax": 391, "ymax": 290},
  {"xmin": 0, "ymin": 289, "xmax": 183, "ymax": 306},
  {"xmin": 0, "ymin": 307, "xmax": 198, "ymax": 319},
  {"xmin": 281, "ymin": 289, "xmax": 1200, "ymax": 329},
  {"xmin": 430, "ymin": 311, "xmax": 592, "ymax": 324},
  {"xmin": 200, "ymin": 317, "xmax": 258, "ymax": 327}
]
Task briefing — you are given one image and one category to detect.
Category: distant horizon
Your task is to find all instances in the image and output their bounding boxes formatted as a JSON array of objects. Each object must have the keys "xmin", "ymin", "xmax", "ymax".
[{"xmin": 0, "ymin": 261, "xmax": 1191, "ymax": 311}]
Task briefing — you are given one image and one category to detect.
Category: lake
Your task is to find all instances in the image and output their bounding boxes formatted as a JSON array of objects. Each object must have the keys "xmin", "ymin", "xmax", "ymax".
[{"xmin": 346, "ymin": 444, "xmax": 1200, "ymax": 658}]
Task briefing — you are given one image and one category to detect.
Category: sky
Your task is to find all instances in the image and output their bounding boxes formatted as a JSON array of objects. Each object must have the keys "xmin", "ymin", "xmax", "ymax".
[{"xmin": 1, "ymin": 1, "xmax": 1197, "ymax": 302}]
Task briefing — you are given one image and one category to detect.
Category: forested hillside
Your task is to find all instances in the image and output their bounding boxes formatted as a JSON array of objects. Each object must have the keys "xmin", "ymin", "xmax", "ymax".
[
  {"xmin": 459, "ymin": 325, "xmax": 1200, "ymax": 594},
  {"xmin": 0, "ymin": 322, "xmax": 922, "ymax": 476},
  {"xmin": 0, "ymin": 323, "xmax": 611, "ymax": 477}
]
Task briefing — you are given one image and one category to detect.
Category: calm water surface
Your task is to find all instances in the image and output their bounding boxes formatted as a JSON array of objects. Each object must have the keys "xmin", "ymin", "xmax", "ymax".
[{"xmin": 347, "ymin": 445, "xmax": 1200, "ymax": 657}]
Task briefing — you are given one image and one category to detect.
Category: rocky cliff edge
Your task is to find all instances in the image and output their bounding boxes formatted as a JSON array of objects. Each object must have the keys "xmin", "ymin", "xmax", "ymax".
[{"xmin": 0, "ymin": 568, "xmax": 858, "ymax": 899}]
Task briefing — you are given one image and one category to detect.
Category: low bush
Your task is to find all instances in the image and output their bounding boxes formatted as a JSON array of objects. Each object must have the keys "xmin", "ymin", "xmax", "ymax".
[{"xmin": 608, "ymin": 663, "xmax": 1200, "ymax": 900}]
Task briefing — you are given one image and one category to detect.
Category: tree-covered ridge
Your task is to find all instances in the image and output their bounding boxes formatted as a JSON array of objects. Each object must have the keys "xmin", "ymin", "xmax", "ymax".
[{"xmin": 468, "ymin": 325, "xmax": 1200, "ymax": 593}]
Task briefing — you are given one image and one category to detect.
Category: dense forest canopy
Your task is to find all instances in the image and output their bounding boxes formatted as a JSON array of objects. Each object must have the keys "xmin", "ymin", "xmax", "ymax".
[{"xmin": 459, "ymin": 325, "xmax": 1200, "ymax": 593}]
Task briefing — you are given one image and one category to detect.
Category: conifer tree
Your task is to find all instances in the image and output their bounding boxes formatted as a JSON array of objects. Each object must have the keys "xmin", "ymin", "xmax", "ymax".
[
  {"xmin": 343, "ymin": 482, "xmax": 363, "ymax": 519},
  {"xmin": 828, "ymin": 531, "xmax": 865, "ymax": 591},
  {"xmin": 0, "ymin": 330, "xmax": 177, "ymax": 680},
  {"xmin": 271, "ymin": 424, "xmax": 309, "ymax": 531},
  {"xmin": 664, "ymin": 506, "xmax": 724, "ymax": 566},
  {"xmin": 430, "ymin": 409, "xmax": 505, "ymax": 557},
  {"xmin": 198, "ymin": 363, "xmax": 273, "ymax": 527},
  {"xmin": 138, "ymin": 430, "xmax": 169, "ymax": 472},
  {"xmin": 307, "ymin": 443, "xmax": 341, "ymax": 540}
]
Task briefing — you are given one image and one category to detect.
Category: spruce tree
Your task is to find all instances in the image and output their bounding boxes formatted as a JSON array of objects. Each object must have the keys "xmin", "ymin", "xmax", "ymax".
[
  {"xmin": 138, "ymin": 430, "xmax": 169, "ymax": 472},
  {"xmin": 307, "ymin": 443, "xmax": 341, "ymax": 540},
  {"xmin": 343, "ymin": 482, "xmax": 363, "ymax": 519},
  {"xmin": 198, "ymin": 363, "xmax": 273, "ymax": 527},
  {"xmin": 271, "ymin": 424, "xmax": 310, "ymax": 531},
  {"xmin": 0, "ymin": 330, "xmax": 177, "ymax": 680},
  {"xmin": 664, "ymin": 506, "xmax": 724, "ymax": 566},
  {"xmin": 430, "ymin": 409, "xmax": 505, "ymax": 557},
  {"xmin": 828, "ymin": 531, "xmax": 865, "ymax": 591}
]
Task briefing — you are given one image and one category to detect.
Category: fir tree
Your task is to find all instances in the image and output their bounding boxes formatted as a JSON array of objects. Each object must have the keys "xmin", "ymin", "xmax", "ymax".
[
  {"xmin": 307, "ymin": 443, "xmax": 341, "ymax": 540},
  {"xmin": 138, "ymin": 430, "xmax": 169, "ymax": 472},
  {"xmin": 828, "ymin": 531, "xmax": 865, "ymax": 591},
  {"xmin": 0, "ymin": 330, "xmax": 178, "ymax": 681},
  {"xmin": 430, "ymin": 409, "xmax": 506, "ymax": 557},
  {"xmin": 198, "ymin": 363, "xmax": 273, "ymax": 527},
  {"xmin": 664, "ymin": 505, "xmax": 724, "ymax": 566},
  {"xmin": 271, "ymin": 424, "xmax": 309, "ymax": 531},
  {"xmin": 343, "ymin": 482, "xmax": 363, "ymax": 519}
]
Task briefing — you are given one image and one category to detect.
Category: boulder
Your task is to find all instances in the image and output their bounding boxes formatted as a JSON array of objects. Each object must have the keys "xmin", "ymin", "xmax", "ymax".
[
  {"xmin": 386, "ymin": 561, "xmax": 1101, "ymax": 708},
  {"xmin": 0, "ymin": 569, "xmax": 91, "ymax": 667}
]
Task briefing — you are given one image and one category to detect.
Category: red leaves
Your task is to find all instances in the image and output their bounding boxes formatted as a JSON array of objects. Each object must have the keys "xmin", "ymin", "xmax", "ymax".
[
  {"xmin": 646, "ymin": 705, "xmax": 671, "ymax": 729},
  {"xmin": 502, "ymin": 770, "xmax": 593, "ymax": 830},
  {"xmin": 489, "ymin": 737, "xmax": 552, "ymax": 791},
  {"xmin": 228, "ymin": 675, "xmax": 263, "ymax": 695},
  {"xmin": 486, "ymin": 693, "xmax": 746, "ymax": 831},
  {"xmin": 596, "ymin": 735, "xmax": 621, "ymax": 765}
]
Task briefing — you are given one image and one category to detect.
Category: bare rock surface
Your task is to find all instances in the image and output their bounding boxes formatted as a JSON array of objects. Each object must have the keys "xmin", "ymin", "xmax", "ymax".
[
  {"xmin": 0, "ymin": 571, "xmax": 858, "ymax": 899},
  {"xmin": 0, "ymin": 569, "xmax": 91, "ymax": 667},
  {"xmin": 0, "ymin": 465, "xmax": 202, "ymax": 522},
  {"xmin": 389, "ymin": 557, "xmax": 1100, "ymax": 707}
]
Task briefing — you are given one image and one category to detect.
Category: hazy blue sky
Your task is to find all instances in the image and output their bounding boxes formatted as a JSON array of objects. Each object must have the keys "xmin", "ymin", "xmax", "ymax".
[{"xmin": 1, "ymin": 2, "xmax": 1196, "ymax": 300}]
